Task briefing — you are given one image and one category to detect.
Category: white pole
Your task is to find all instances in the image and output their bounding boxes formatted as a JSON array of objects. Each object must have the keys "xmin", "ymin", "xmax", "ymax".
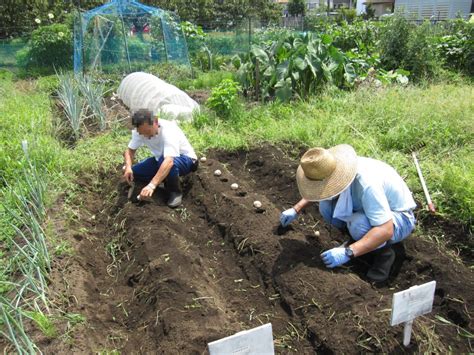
[
  {"xmin": 412, "ymin": 152, "xmax": 436, "ymax": 213},
  {"xmin": 403, "ymin": 320, "xmax": 413, "ymax": 347}
]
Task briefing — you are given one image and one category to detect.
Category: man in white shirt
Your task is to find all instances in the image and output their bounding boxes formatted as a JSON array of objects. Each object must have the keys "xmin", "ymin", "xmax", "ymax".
[
  {"xmin": 123, "ymin": 109, "xmax": 198, "ymax": 208},
  {"xmin": 279, "ymin": 144, "xmax": 417, "ymax": 283}
]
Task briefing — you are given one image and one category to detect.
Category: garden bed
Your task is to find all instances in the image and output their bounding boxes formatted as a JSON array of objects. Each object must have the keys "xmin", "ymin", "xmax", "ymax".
[{"xmin": 36, "ymin": 145, "xmax": 473, "ymax": 353}]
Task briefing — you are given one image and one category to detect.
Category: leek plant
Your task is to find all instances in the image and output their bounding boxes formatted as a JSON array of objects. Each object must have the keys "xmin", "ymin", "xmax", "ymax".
[
  {"xmin": 57, "ymin": 73, "xmax": 85, "ymax": 142},
  {"xmin": 0, "ymin": 296, "xmax": 39, "ymax": 353},
  {"xmin": 77, "ymin": 74, "xmax": 107, "ymax": 131},
  {"xmin": 0, "ymin": 142, "xmax": 52, "ymax": 353}
]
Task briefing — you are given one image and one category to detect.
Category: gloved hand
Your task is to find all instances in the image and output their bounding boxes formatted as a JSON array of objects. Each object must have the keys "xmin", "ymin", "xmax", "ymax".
[
  {"xmin": 321, "ymin": 247, "xmax": 350, "ymax": 268},
  {"xmin": 280, "ymin": 208, "xmax": 298, "ymax": 227}
]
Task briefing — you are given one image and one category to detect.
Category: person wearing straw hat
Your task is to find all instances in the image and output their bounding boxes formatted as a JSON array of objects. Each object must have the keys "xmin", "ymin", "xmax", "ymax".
[{"xmin": 280, "ymin": 144, "xmax": 417, "ymax": 282}]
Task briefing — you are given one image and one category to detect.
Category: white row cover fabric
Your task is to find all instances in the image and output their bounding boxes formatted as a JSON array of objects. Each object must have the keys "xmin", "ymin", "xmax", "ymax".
[{"xmin": 117, "ymin": 72, "xmax": 199, "ymax": 122}]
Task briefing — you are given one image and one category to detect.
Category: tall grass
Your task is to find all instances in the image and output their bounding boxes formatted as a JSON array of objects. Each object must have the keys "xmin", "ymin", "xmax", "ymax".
[{"xmin": 0, "ymin": 77, "xmax": 65, "ymax": 352}]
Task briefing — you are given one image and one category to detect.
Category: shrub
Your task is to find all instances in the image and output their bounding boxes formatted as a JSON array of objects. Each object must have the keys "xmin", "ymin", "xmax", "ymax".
[
  {"xmin": 206, "ymin": 79, "xmax": 241, "ymax": 118},
  {"xmin": 436, "ymin": 21, "xmax": 474, "ymax": 76},
  {"xmin": 205, "ymin": 34, "xmax": 238, "ymax": 55},
  {"xmin": 403, "ymin": 22, "xmax": 439, "ymax": 81},
  {"xmin": 21, "ymin": 24, "xmax": 73, "ymax": 69},
  {"xmin": 336, "ymin": 8, "xmax": 357, "ymax": 24},
  {"xmin": 379, "ymin": 13, "xmax": 412, "ymax": 71},
  {"xmin": 304, "ymin": 10, "xmax": 335, "ymax": 32}
]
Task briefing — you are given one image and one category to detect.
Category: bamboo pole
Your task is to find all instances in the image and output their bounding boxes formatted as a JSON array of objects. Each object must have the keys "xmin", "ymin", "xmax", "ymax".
[{"xmin": 412, "ymin": 152, "xmax": 435, "ymax": 213}]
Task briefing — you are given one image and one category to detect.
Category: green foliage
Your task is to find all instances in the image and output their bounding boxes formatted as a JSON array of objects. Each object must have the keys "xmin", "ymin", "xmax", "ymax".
[
  {"xmin": 436, "ymin": 21, "xmax": 474, "ymax": 76},
  {"xmin": 178, "ymin": 70, "xmax": 234, "ymax": 90},
  {"xmin": 25, "ymin": 311, "xmax": 57, "ymax": 338},
  {"xmin": 0, "ymin": 0, "xmax": 103, "ymax": 38},
  {"xmin": 234, "ymin": 32, "xmax": 357, "ymax": 102},
  {"xmin": 56, "ymin": 73, "xmax": 86, "ymax": 142},
  {"xmin": 36, "ymin": 75, "xmax": 60, "ymax": 94},
  {"xmin": 206, "ymin": 79, "xmax": 241, "ymax": 118},
  {"xmin": 147, "ymin": 0, "xmax": 280, "ymax": 29},
  {"xmin": 440, "ymin": 163, "xmax": 473, "ymax": 226},
  {"xmin": 335, "ymin": 8, "xmax": 357, "ymax": 24},
  {"xmin": 304, "ymin": 10, "xmax": 335, "ymax": 33},
  {"xmin": 403, "ymin": 22, "xmax": 438, "ymax": 81},
  {"xmin": 379, "ymin": 13, "xmax": 412, "ymax": 71},
  {"xmin": 127, "ymin": 37, "xmax": 151, "ymax": 62},
  {"xmin": 192, "ymin": 46, "xmax": 230, "ymax": 71},
  {"xmin": 77, "ymin": 75, "xmax": 107, "ymax": 131},
  {"xmin": 288, "ymin": 0, "xmax": 305, "ymax": 17},
  {"xmin": 99, "ymin": 18, "xmax": 125, "ymax": 65},
  {"xmin": 0, "ymin": 80, "xmax": 62, "ymax": 186},
  {"xmin": 330, "ymin": 20, "xmax": 381, "ymax": 53},
  {"xmin": 355, "ymin": 68, "xmax": 409, "ymax": 87},
  {"xmin": 181, "ymin": 21, "xmax": 206, "ymax": 41},
  {"xmin": 149, "ymin": 63, "xmax": 193, "ymax": 85},
  {"xmin": 362, "ymin": 4, "xmax": 376, "ymax": 20},
  {"xmin": 16, "ymin": 24, "xmax": 72, "ymax": 73},
  {"xmin": 378, "ymin": 15, "xmax": 444, "ymax": 81}
]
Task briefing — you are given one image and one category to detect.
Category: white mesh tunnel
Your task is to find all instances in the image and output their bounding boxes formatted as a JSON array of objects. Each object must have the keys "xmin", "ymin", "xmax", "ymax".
[{"xmin": 117, "ymin": 72, "xmax": 199, "ymax": 122}]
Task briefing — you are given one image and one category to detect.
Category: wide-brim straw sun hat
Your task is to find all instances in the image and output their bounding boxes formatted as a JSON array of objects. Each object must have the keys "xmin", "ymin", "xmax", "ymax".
[{"xmin": 296, "ymin": 144, "xmax": 358, "ymax": 201}]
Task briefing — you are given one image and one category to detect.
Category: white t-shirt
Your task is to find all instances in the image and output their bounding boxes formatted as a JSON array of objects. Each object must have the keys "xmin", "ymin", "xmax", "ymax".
[{"xmin": 127, "ymin": 119, "xmax": 197, "ymax": 160}]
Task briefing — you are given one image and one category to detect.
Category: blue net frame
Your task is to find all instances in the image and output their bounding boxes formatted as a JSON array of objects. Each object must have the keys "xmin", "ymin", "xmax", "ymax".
[{"xmin": 74, "ymin": 0, "xmax": 190, "ymax": 73}]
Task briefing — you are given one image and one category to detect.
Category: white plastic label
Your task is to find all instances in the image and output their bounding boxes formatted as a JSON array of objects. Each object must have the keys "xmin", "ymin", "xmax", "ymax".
[
  {"xmin": 208, "ymin": 323, "xmax": 274, "ymax": 355},
  {"xmin": 391, "ymin": 280, "xmax": 436, "ymax": 326}
]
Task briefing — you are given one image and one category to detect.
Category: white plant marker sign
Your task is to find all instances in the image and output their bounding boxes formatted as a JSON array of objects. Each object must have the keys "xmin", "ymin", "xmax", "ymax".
[
  {"xmin": 391, "ymin": 280, "xmax": 436, "ymax": 347},
  {"xmin": 208, "ymin": 323, "xmax": 274, "ymax": 355}
]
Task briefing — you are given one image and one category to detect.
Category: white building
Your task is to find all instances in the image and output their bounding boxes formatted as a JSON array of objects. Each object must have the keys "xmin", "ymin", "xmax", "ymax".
[{"xmin": 395, "ymin": 0, "xmax": 473, "ymax": 20}]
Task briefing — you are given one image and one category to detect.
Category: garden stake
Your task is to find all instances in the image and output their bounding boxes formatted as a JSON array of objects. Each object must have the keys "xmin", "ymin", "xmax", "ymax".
[
  {"xmin": 391, "ymin": 281, "xmax": 436, "ymax": 348},
  {"xmin": 412, "ymin": 152, "xmax": 435, "ymax": 213}
]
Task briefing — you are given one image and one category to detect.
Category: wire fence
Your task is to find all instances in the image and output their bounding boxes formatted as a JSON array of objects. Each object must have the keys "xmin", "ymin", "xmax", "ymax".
[
  {"xmin": 0, "ymin": 15, "xmax": 468, "ymax": 75},
  {"xmin": 0, "ymin": 18, "xmax": 264, "ymax": 74}
]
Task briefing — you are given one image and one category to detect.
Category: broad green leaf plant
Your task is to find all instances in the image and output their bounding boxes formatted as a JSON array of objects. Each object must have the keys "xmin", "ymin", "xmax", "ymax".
[{"xmin": 233, "ymin": 32, "xmax": 357, "ymax": 102}]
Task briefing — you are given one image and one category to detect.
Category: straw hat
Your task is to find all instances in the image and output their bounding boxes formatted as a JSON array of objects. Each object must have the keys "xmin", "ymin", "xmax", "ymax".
[{"xmin": 296, "ymin": 144, "xmax": 358, "ymax": 201}]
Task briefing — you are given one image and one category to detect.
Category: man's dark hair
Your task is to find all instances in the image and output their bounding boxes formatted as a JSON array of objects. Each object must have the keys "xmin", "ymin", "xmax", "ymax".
[{"xmin": 131, "ymin": 109, "xmax": 154, "ymax": 128}]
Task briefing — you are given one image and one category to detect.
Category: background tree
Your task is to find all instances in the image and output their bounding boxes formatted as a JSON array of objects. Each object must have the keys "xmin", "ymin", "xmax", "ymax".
[
  {"xmin": 0, "ymin": 0, "xmax": 280, "ymax": 38},
  {"xmin": 288, "ymin": 0, "xmax": 306, "ymax": 17},
  {"xmin": 146, "ymin": 0, "xmax": 280, "ymax": 29}
]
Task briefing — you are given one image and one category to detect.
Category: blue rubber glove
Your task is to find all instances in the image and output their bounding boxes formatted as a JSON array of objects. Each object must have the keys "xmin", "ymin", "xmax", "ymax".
[
  {"xmin": 321, "ymin": 247, "xmax": 350, "ymax": 268},
  {"xmin": 280, "ymin": 208, "xmax": 298, "ymax": 227}
]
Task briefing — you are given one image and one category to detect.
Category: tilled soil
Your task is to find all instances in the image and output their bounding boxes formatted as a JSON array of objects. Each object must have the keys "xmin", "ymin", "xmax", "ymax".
[{"xmin": 37, "ymin": 145, "xmax": 473, "ymax": 354}]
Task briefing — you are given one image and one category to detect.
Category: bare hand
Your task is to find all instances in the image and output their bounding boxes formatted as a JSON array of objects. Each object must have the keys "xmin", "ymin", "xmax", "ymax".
[
  {"xmin": 123, "ymin": 167, "xmax": 134, "ymax": 184},
  {"xmin": 139, "ymin": 185, "xmax": 155, "ymax": 199}
]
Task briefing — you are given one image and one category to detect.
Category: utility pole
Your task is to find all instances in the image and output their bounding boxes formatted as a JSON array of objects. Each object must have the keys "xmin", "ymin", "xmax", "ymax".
[{"xmin": 327, "ymin": 0, "xmax": 330, "ymax": 15}]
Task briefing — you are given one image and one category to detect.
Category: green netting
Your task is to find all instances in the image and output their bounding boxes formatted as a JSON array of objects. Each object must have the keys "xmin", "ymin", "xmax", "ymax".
[
  {"xmin": 74, "ymin": 0, "xmax": 190, "ymax": 73},
  {"xmin": 0, "ymin": 38, "xmax": 28, "ymax": 71}
]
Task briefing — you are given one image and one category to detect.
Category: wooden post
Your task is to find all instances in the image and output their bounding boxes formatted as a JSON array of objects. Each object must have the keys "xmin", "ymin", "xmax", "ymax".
[{"xmin": 403, "ymin": 320, "xmax": 413, "ymax": 347}]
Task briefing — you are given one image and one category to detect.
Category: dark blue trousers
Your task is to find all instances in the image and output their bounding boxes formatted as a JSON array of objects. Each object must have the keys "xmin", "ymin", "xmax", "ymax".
[{"xmin": 132, "ymin": 155, "xmax": 195, "ymax": 191}]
